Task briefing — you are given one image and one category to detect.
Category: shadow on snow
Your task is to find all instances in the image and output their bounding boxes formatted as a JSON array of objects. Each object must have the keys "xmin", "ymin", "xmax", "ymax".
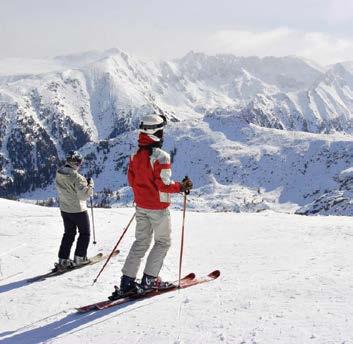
[
  {"xmin": 0, "ymin": 278, "xmax": 33, "ymax": 294},
  {"xmin": 0, "ymin": 298, "xmax": 154, "ymax": 344}
]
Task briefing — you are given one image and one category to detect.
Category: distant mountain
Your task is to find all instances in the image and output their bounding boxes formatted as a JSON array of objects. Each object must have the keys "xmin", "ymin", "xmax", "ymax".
[
  {"xmin": 1, "ymin": 50, "xmax": 353, "ymax": 214},
  {"xmin": 296, "ymin": 167, "xmax": 353, "ymax": 216}
]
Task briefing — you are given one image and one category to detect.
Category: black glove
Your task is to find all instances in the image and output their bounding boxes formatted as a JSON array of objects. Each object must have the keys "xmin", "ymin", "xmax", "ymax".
[
  {"xmin": 180, "ymin": 176, "xmax": 193, "ymax": 193},
  {"xmin": 86, "ymin": 177, "xmax": 94, "ymax": 187}
]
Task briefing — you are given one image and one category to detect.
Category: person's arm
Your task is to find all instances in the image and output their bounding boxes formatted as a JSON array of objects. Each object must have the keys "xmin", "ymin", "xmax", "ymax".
[
  {"xmin": 153, "ymin": 152, "xmax": 181, "ymax": 193},
  {"xmin": 75, "ymin": 173, "xmax": 94, "ymax": 200}
]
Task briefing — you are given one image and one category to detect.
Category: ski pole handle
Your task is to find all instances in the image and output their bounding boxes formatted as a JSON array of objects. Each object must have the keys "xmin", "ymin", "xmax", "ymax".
[{"xmin": 182, "ymin": 175, "xmax": 191, "ymax": 195}]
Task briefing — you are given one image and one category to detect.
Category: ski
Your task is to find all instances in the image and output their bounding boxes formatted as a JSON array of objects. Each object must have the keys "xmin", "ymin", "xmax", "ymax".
[
  {"xmin": 76, "ymin": 272, "xmax": 196, "ymax": 313},
  {"xmin": 76, "ymin": 270, "xmax": 220, "ymax": 313},
  {"xmin": 26, "ymin": 250, "xmax": 120, "ymax": 283}
]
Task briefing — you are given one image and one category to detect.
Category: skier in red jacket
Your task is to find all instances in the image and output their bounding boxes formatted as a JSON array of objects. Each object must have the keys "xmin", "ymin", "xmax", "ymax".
[{"xmin": 110, "ymin": 114, "xmax": 192, "ymax": 299}]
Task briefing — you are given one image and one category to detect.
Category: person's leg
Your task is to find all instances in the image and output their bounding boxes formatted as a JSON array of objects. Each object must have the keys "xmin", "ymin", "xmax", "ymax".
[
  {"xmin": 74, "ymin": 211, "xmax": 90, "ymax": 258},
  {"xmin": 121, "ymin": 207, "xmax": 153, "ymax": 279},
  {"xmin": 58, "ymin": 211, "xmax": 77, "ymax": 259},
  {"xmin": 143, "ymin": 208, "xmax": 171, "ymax": 277}
]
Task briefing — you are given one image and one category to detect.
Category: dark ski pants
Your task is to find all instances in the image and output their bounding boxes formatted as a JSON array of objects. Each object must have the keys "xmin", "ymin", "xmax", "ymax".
[{"xmin": 58, "ymin": 211, "xmax": 90, "ymax": 259}]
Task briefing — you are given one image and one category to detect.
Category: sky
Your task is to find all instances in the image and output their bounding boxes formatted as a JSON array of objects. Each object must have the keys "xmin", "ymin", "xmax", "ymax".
[{"xmin": 1, "ymin": 0, "xmax": 353, "ymax": 65}]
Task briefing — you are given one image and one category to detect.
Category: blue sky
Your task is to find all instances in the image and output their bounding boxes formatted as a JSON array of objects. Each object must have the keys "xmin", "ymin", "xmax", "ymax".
[{"xmin": 1, "ymin": 0, "xmax": 353, "ymax": 64}]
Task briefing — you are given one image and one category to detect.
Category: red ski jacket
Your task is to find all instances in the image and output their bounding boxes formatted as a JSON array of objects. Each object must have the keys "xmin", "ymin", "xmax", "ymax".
[{"xmin": 128, "ymin": 133, "xmax": 182, "ymax": 210}]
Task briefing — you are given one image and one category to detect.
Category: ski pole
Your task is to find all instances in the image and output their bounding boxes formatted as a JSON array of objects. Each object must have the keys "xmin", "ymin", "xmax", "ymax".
[
  {"xmin": 178, "ymin": 188, "xmax": 189, "ymax": 288},
  {"xmin": 90, "ymin": 196, "xmax": 97, "ymax": 245},
  {"xmin": 92, "ymin": 212, "xmax": 136, "ymax": 285}
]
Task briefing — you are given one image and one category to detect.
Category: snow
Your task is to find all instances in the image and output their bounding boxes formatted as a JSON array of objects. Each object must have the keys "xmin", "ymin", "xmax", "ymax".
[
  {"xmin": 339, "ymin": 167, "xmax": 353, "ymax": 179},
  {"xmin": 1, "ymin": 198, "xmax": 353, "ymax": 343}
]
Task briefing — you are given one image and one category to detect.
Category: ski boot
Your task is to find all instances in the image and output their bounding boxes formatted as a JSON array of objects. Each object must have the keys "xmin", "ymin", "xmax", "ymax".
[
  {"xmin": 53, "ymin": 258, "xmax": 75, "ymax": 272},
  {"xmin": 138, "ymin": 273, "xmax": 175, "ymax": 293},
  {"xmin": 73, "ymin": 255, "xmax": 90, "ymax": 267},
  {"xmin": 108, "ymin": 275, "xmax": 138, "ymax": 301}
]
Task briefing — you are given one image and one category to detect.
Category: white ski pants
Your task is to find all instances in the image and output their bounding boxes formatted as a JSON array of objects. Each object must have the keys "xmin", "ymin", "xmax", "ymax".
[{"xmin": 122, "ymin": 207, "xmax": 171, "ymax": 278}]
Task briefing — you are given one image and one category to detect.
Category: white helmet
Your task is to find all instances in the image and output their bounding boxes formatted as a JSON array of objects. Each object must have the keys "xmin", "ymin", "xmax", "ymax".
[{"xmin": 139, "ymin": 114, "xmax": 167, "ymax": 139}]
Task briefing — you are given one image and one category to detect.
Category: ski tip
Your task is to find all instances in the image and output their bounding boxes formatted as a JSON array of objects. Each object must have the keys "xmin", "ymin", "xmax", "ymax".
[
  {"xmin": 208, "ymin": 270, "xmax": 221, "ymax": 279},
  {"xmin": 184, "ymin": 272, "xmax": 196, "ymax": 280}
]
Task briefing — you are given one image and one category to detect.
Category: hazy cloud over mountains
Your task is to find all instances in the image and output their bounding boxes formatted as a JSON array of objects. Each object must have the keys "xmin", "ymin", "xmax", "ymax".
[
  {"xmin": 1, "ymin": 0, "xmax": 353, "ymax": 64},
  {"xmin": 205, "ymin": 28, "xmax": 353, "ymax": 65}
]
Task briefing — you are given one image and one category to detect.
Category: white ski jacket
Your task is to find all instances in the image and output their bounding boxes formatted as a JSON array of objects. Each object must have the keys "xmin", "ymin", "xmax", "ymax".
[{"xmin": 55, "ymin": 165, "xmax": 94, "ymax": 213}]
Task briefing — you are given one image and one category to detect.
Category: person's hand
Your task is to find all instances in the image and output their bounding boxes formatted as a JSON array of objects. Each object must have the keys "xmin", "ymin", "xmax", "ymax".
[
  {"xmin": 180, "ymin": 176, "xmax": 193, "ymax": 193},
  {"xmin": 86, "ymin": 177, "xmax": 94, "ymax": 188}
]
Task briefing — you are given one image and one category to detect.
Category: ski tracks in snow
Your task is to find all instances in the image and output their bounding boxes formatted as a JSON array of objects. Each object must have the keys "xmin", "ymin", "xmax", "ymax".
[
  {"xmin": 0, "ymin": 244, "xmax": 27, "ymax": 258},
  {"xmin": 0, "ymin": 272, "xmax": 23, "ymax": 283},
  {"xmin": 215, "ymin": 284, "xmax": 228, "ymax": 343},
  {"xmin": 174, "ymin": 291, "xmax": 187, "ymax": 344}
]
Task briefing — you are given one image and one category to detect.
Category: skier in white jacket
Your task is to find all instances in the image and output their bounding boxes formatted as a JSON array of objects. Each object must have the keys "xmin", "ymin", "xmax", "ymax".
[{"xmin": 55, "ymin": 151, "xmax": 94, "ymax": 270}]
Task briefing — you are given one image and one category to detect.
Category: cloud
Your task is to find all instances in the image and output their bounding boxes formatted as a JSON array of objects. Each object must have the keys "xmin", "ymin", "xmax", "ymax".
[
  {"xmin": 326, "ymin": 0, "xmax": 353, "ymax": 23},
  {"xmin": 203, "ymin": 28, "xmax": 353, "ymax": 65}
]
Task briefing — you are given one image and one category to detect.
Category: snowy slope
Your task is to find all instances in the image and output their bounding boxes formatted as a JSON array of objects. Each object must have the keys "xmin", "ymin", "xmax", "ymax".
[{"xmin": 1, "ymin": 199, "xmax": 353, "ymax": 343}]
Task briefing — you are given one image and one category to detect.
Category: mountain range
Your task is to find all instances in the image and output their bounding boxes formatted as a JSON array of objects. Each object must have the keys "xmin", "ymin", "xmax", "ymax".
[{"xmin": 1, "ymin": 49, "xmax": 353, "ymax": 214}]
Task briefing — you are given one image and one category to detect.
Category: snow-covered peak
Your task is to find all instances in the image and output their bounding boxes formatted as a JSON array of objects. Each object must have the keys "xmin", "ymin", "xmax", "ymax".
[
  {"xmin": 341, "ymin": 61, "xmax": 353, "ymax": 74},
  {"xmin": 176, "ymin": 52, "xmax": 323, "ymax": 93},
  {"xmin": 53, "ymin": 48, "xmax": 129, "ymax": 68},
  {"xmin": 323, "ymin": 63, "xmax": 353, "ymax": 85},
  {"xmin": 0, "ymin": 48, "xmax": 132, "ymax": 78}
]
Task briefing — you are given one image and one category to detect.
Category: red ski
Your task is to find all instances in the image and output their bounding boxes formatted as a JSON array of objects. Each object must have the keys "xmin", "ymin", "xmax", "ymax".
[
  {"xmin": 76, "ymin": 272, "xmax": 195, "ymax": 313},
  {"xmin": 76, "ymin": 270, "xmax": 220, "ymax": 313}
]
